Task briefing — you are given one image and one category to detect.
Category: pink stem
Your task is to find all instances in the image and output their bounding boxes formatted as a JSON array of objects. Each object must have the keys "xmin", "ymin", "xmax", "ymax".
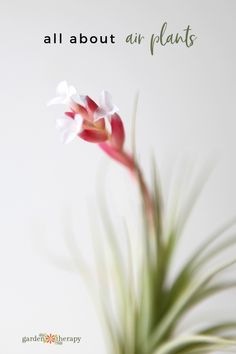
[{"xmin": 99, "ymin": 143, "xmax": 154, "ymax": 223}]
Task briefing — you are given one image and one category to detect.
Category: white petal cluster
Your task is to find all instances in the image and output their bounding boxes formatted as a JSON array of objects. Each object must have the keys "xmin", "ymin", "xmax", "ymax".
[{"xmin": 48, "ymin": 82, "xmax": 119, "ymax": 144}]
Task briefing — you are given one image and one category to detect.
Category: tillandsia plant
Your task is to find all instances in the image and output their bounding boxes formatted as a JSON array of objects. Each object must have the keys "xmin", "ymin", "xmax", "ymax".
[{"xmin": 49, "ymin": 81, "xmax": 236, "ymax": 354}]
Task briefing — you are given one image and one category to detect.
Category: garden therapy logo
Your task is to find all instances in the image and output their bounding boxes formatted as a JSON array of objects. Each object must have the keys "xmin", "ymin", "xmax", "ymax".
[{"xmin": 22, "ymin": 333, "xmax": 81, "ymax": 345}]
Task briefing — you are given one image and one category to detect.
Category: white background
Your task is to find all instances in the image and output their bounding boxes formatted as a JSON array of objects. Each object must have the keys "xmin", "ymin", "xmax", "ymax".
[{"xmin": 0, "ymin": 0, "xmax": 236, "ymax": 353}]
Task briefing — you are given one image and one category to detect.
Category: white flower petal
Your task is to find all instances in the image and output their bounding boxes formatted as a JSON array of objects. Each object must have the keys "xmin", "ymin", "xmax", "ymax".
[
  {"xmin": 98, "ymin": 90, "xmax": 119, "ymax": 118},
  {"xmin": 47, "ymin": 96, "xmax": 64, "ymax": 106},
  {"xmin": 56, "ymin": 117, "xmax": 69, "ymax": 129},
  {"xmin": 109, "ymin": 105, "xmax": 119, "ymax": 115},
  {"xmin": 48, "ymin": 81, "xmax": 77, "ymax": 106},
  {"xmin": 104, "ymin": 116, "xmax": 112, "ymax": 134},
  {"xmin": 57, "ymin": 81, "xmax": 69, "ymax": 95},
  {"xmin": 73, "ymin": 94, "xmax": 87, "ymax": 107},
  {"xmin": 61, "ymin": 129, "xmax": 77, "ymax": 144},
  {"xmin": 100, "ymin": 90, "xmax": 113, "ymax": 111},
  {"xmin": 68, "ymin": 85, "xmax": 77, "ymax": 97},
  {"xmin": 74, "ymin": 114, "xmax": 83, "ymax": 128},
  {"xmin": 56, "ymin": 115, "xmax": 83, "ymax": 144},
  {"xmin": 93, "ymin": 108, "xmax": 106, "ymax": 121}
]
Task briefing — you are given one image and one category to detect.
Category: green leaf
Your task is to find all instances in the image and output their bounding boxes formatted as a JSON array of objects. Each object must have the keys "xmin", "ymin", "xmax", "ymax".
[
  {"xmin": 149, "ymin": 257, "xmax": 236, "ymax": 351},
  {"xmin": 152, "ymin": 334, "xmax": 236, "ymax": 354}
]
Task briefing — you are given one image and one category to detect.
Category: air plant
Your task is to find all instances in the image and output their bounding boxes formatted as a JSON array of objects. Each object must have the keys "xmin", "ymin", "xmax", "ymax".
[{"xmin": 49, "ymin": 81, "xmax": 236, "ymax": 354}]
